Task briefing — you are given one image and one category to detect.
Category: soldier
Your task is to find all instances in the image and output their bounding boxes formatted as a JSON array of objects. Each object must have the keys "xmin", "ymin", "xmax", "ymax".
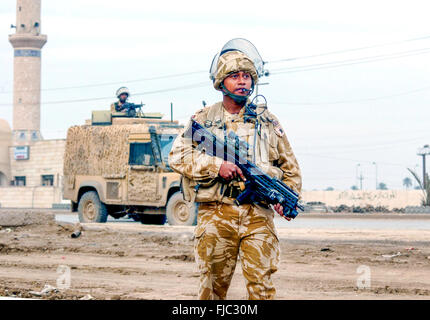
[
  {"xmin": 168, "ymin": 39, "xmax": 302, "ymax": 300},
  {"xmin": 110, "ymin": 86, "xmax": 130, "ymax": 115}
]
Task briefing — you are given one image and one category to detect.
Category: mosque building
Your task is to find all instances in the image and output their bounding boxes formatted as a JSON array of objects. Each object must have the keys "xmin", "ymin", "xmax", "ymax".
[{"xmin": 0, "ymin": 0, "xmax": 66, "ymax": 208}]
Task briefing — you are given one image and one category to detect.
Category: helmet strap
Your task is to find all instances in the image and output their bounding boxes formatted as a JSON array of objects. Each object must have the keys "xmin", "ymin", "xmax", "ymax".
[{"xmin": 220, "ymin": 82, "xmax": 254, "ymax": 105}]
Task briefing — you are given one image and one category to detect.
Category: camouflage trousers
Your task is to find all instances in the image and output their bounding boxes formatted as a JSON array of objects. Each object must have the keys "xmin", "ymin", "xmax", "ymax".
[{"xmin": 194, "ymin": 202, "xmax": 280, "ymax": 300}]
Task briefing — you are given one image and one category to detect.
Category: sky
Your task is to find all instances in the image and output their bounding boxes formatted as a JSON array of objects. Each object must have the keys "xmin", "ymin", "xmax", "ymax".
[{"xmin": 0, "ymin": 0, "xmax": 429, "ymax": 191}]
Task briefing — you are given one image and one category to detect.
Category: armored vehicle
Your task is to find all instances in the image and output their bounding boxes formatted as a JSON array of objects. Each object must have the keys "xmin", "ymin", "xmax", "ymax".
[{"xmin": 63, "ymin": 110, "xmax": 197, "ymax": 225}]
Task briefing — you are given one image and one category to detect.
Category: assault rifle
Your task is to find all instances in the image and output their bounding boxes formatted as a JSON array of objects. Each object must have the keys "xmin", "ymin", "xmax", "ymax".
[
  {"xmin": 120, "ymin": 102, "xmax": 144, "ymax": 117},
  {"xmin": 185, "ymin": 119, "xmax": 304, "ymax": 219}
]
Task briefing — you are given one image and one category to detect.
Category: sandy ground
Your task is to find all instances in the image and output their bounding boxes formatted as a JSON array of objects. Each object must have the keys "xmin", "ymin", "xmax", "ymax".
[{"xmin": 0, "ymin": 212, "xmax": 430, "ymax": 300}]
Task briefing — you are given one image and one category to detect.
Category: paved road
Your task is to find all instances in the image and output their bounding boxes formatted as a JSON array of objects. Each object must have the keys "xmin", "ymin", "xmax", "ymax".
[{"xmin": 56, "ymin": 213, "xmax": 430, "ymax": 230}]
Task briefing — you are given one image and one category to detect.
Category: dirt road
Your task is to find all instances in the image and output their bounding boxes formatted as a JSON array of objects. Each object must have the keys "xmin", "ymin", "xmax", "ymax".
[{"xmin": 0, "ymin": 215, "xmax": 429, "ymax": 300}]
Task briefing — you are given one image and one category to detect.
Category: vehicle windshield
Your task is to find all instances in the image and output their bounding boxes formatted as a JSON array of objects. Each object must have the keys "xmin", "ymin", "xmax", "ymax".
[{"xmin": 159, "ymin": 134, "xmax": 177, "ymax": 170}]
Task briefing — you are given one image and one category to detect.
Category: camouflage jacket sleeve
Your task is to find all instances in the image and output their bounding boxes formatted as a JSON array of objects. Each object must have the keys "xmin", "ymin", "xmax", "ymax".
[
  {"xmin": 110, "ymin": 103, "xmax": 116, "ymax": 113},
  {"xmin": 168, "ymin": 114, "xmax": 223, "ymax": 182},
  {"xmin": 270, "ymin": 114, "xmax": 302, "ymax": 194}
]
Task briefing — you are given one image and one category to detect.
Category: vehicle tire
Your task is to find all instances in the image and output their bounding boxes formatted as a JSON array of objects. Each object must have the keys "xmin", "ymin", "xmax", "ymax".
[
  {"xmin": 166, "ymin": 191, "xmax": 197, "ymax": 226},
  {"xmin": 140, "ymin": 214, "xmax": 166, "ymax": 225},
  {"xmin": 78, "ymin": 191, "xmax": 108, "ymax": 223}
]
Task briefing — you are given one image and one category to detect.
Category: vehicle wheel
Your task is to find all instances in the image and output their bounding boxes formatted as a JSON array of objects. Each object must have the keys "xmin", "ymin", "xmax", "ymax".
[
  {"xmin": 78, "ymin": 191, "xmax": 108, "ymax": 223},
  {"xmin": 140, "ymin": 214, "xmax": 166, "ymax": 225},
  {"xmin": 166, "ymin": 191, "xmax": 197, "ymax": 226}
]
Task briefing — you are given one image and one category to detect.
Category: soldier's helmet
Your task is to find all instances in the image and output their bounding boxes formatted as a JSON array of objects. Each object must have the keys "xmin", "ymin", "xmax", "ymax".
[
  {"xmin": 209, "ymin": 38, "xmax": 264, "ymax": 91},
  {"xmin": 116, "ymin": 87, "xmax": 130, "ymax": 98}
]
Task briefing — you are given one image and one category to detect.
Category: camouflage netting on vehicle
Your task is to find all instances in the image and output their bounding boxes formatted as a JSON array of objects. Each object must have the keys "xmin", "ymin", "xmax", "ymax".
[{"xmin": 64, "ymin": 124, "xmax": 145, "ymax": 177}]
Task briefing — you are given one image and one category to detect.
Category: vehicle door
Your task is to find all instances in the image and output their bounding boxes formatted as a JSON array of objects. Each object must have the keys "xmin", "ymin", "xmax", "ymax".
[{"xmin": 127, "ymin": 132, "xmax": 161, "ymax": 203}]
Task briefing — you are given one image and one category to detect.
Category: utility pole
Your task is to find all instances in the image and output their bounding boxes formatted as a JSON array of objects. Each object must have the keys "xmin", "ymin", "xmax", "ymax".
[
  {"xmin": 372, "ymin": 162, "xmax": 378, "ymax": 190},
  {"xmin": 417, "ymin": 145, "xmax": 430, "ymax": 190},
  {"xmin": 358, "ymin": 173, "xmax": 364, "ymax": 190},
  {"xmin": 355, "ymin": 163, "xmax": 361, "ymax": 189}
]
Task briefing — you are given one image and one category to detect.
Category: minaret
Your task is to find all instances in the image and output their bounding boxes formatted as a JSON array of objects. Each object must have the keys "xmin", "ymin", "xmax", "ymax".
[{"xmin": 8, "ymin": 0, "xmax": 47, "ymax": 144}]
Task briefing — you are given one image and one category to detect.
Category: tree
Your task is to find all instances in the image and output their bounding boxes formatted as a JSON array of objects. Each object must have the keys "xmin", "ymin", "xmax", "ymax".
[
  {"xmin": 403, "ymin": 177, "xmax": 412, "ymax": 189},
  {"xmin": 407, "ymin": 168, "xmax": 430, "ymax": 206},
  {"xmin": 325, "ymin": 187, "xmax": 334, "ymax": 191},
  {"xmin": 378, "ymin": 182, "xmax": 388, "ymax": 190},
  {"xmin": 351, "ymin": 185, "xmax": 358, "ymax": 190}
]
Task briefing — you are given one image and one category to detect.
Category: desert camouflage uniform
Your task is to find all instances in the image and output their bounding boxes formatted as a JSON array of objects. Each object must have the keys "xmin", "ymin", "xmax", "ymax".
[
  {"xmin": 194, "ymin": 200, "xmax": 281, "ymax": 300},
  {"xmin": 169, "ymin": 101, "xmax": 301, "ymax": 300},
  {"xmin": 110, "ymin": 101, "xmax": 127, "ymax": 115}
]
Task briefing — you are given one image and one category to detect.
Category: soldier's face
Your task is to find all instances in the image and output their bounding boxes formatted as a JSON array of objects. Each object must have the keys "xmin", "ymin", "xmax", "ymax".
[
  {"xmin": 119, "ymin": 93, "xmax": 128, "ymax": 102},
  {"xmin": 223, "ymin": 71, "xmax": 252, "ymax": 95}
]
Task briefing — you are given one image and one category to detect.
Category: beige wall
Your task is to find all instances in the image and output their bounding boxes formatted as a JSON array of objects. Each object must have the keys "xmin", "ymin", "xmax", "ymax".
[
  {"xmin": 0, "ymin": 186, "xmax": 66, "ymax": 208},
  {"xmin": 9, "ymin": 139, "xmax": 65, "ymax": 187},
  {"xmin": 302, "ymin": 190, "xmax": 423, "ymax": 209}
]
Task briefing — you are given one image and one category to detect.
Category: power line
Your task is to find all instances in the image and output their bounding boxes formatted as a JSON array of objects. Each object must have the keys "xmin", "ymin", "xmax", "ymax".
[
  {"xmin": 1, "ymin": 36, "xmax": 429, "ymax": 108},
  {"xmin": 271, "ymin": 84, "xmax": 430, "ymax": 105},
  {"xmin": 296, "ymin": 134, "xmax": 430, "ymax": 153},
  {"xmin": 2, "ymin": 34, "xmax": 430, "ymax": 95},
  {"xmin": 0, "ymin": 81, "xmax": 209, "ymax": 107},
  {"xmin": 266, "ymin": 34, "xmax": 430, "ymax": 64},
  {"xmin": 270, "ymin": 47, "xmax": 430, "ymax": 75},
  {"xmin": 0, "ymin": 70, "xmax": 207, "ymax": 95}
]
